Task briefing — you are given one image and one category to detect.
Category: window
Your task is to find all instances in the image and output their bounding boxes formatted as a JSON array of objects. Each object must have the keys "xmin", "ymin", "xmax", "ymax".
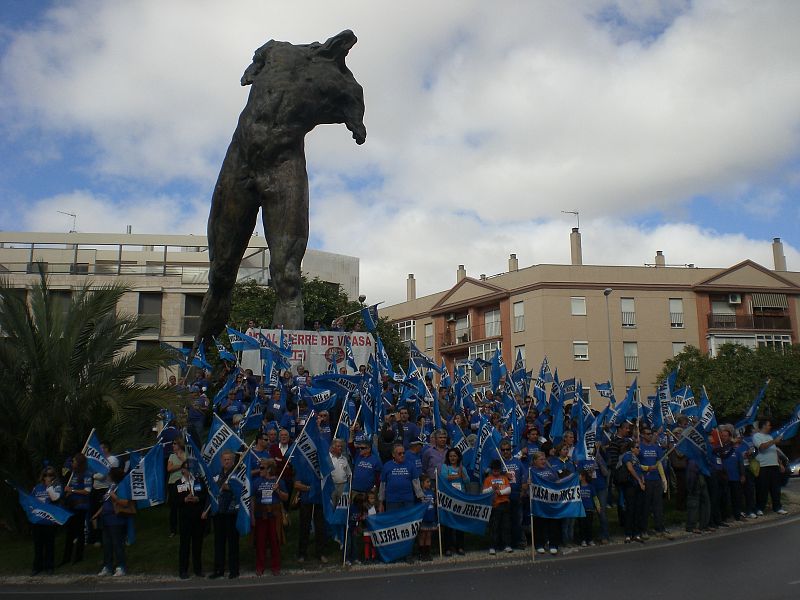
[
  {"xmin": 138, "ymin": 292, "xmax": 162, "ymax": 336},
  {"xmin": 469, "ymin": 341, "xmax": 501, "ymax": 382},
  {"xmin": 134, "ymin": 340, "xmax": 160, "ymax": 385},
  {"xmin": 570, "ymin": 296, "xmax": 586, "ymax": 316},
  {"xmin": 48, "ymin": 290, "xmax": 72, "ymax": 321},
  {"xmin": 513, "ymin": 301, "xmax": 525, "ymax": 332},
  {"xmin": 621, "ymin": 297, "xmax": 636, "ymax": 328},
  {"xmin": 669, "ymin": 298, "xmax": 684, "ymax": 328},
  {"xmin": 395, "ymin": 320, "xmax": 416, "ymax": 346},
  {"xmin": 573, "ymin": 341, "xmax": 589, "ymax": 361},
  {"xmin": 672, "ymin": 342, "xmax": 686, "ymax": 356},
  {"xmin": 183, "ymin": 294, "xmax": 203, "ymax": 336},
  {"xmin": 484, "ymin": 308, "xmax": 501, "ymax": 338},
  {"xmin": 756, "ymin": 334, "xmax": 792, "ymax": 352},
  {"xmin": 710, "ymin": 300, "xmax": 736, "ymax": 328},
  {"xmin": 455, "ymin": 315, "xmax": 470, "ymax": 344},
  {"xmin": 623, "ymin": 342, "xmax": 639, "ymax": 372},
  {"xmin": 424, "ymin": 323, "xmax": 433, "ymax": 350}
]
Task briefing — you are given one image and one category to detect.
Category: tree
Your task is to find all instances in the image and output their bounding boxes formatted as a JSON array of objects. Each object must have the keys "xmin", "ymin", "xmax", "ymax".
[
  {"xmin": 0, "ymin": 271, "xmax": 177, "ymax": 524},
  {"xmin": 657, "ymin": 343, "xmax": 800, "ymax": 423}
]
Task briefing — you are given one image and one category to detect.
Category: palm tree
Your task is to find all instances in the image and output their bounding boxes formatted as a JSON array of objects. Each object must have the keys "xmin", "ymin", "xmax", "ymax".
[{"xmin": 0, "ymin": 269, "xmax": 178, "ymax": 499}]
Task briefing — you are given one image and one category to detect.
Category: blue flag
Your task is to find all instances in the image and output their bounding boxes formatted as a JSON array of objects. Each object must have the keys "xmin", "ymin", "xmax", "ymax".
[
  {"xmin": 228, "ymin": 451, "xmax": 255, "ymax": 536},
  {"xmin": 238, "ymin": 396, "xmax": 266, "ymax": 435},
  {"xmin": 184, "ymin": 430, "xmax": 219, "ymax": 514},
  {"xmin": 473, "ymin": 415, "xmax": 502, "ymax": 480},
  {"xmin": 361, "ymin": 304, "xmax": 379, "ymax": 332},
  {"xmin": 549, "ymin": 372, "xmax": 565, "ymax": 445},
  {"xmin": 490, "ymin": 348, "xmax": 507, "ymax": 393},
  {"xmin": 302, "ymin": 386, "xmax": 337, "ymax": 412},
  {"xmin": 366, "ymin": 503, "xmax": 427, "ymax": 563},
  {"xmin": 213, "ymin": 336, "xmax": 238, "ymax": 363},
  {"xmin": 774, "ymin": 404, "xmax": 800, "ymax": 441},
  {"xmin": 735, "ymin": 380, "xmax": 769, "ymax": 434},
  {"xmin": 212, "ymin": 367, "xmax": 242, "ymax": 410},
  {"xmin": 594, "ymin": 381, "xmax": 615, "ymax": 404},
  {"xmin": 436, "ymin": 471, "xmax": 493, "ymax": 535},
  {"xmin": 83, "ymin": 429, "xmax": 112, "ymax": 476},
  {"xmin": 376, "ymin": 335, "xmax": 395, "ymax": 379},
  {"xmin": 202, "ymin": 414, "xmax": 245, "ymax": 475},
  {"xmin": 117, "ymin": 444, "xmax": 166, "ymax": 508},
  {"xmin": 226, "ymin": 326, "xmax": 260, "ymax": 351},
  {"xmin": 409, "ymin": 341, "xmax": 441, "ymax": 373},
  {"xmin": 698, "ymin": 388, "xmax": 717, "ymax": 434},
  {"xmin": 440, "ymin": 359, "xmax": 452, "ymax": 389},
  {"xmin": 335, "ymin": 393, "xmax": 357, "ymax": 441},
  {"xmin": 343, "ymin": 335, "xmax": 358, "ymax": 372},
  {"xmin": 529, "ymin": 471, "xmax": 586, "ymax": 519},
  {"xmin": 448, "ymin": 422, "xmax": 475, "ymax": 476},
  {"xmin": 676, "ymin": 424, "xmax": 711, "ymax": 476},
  {"xmin": 192, "ymin": 341, "xmax": 213, "ymax": 371},
  {"xmin": 13, "ymin": 483, "xmax": 72, "ymax": 526}
]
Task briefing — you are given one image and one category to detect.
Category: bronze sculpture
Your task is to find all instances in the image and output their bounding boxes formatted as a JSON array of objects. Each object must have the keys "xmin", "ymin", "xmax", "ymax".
[{"xmin": 194, "ymin": 30, "xmax": 366, "ymax": 349}]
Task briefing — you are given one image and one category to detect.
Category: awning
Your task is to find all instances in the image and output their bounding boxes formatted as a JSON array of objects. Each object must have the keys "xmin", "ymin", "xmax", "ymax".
[{"xmin": 751, "ymin": 293, "xmax": 788, "ymax": 309}]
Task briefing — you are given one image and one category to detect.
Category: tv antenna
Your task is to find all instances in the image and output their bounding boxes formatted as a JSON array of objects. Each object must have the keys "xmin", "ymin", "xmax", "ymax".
[
  {"xmin": 561, "ymin": 209, "xmax": 579, "ymax": 229},
  {"xmin": 57, "ymin": 211, "xmax": 77, "ymax": 233}
]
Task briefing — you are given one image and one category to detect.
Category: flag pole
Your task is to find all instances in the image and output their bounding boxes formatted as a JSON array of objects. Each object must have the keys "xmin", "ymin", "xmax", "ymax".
[
  {"xmin": 435, "ymin": 468, "xmax": 443, "ymax": 559},
  {"xmin": 337, "ymin": 301, "xmax": 386, "ymax": 321},
  {"xmin": 69, "ymin": 428, "xmax": 96, "ymax": 487},
  {"xmin": 529, "ymin": 481, "xmax": 535, "ymax": 562},
  {"xmin": 343, "ymin": 475, "xmax": 352, "ymax": 567},
  {"xmin": 276, "ymin": 411, "xmax": 316, "ymax": 485}
]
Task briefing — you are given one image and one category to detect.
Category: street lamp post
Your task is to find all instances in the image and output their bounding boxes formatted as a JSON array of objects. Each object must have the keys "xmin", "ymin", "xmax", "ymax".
[{"xmin": 603, "ymin": 288, "xmax": 614, "ymax": 395}]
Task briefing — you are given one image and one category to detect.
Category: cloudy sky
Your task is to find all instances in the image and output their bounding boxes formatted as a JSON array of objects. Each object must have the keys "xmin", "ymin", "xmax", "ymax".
[{"xmin": 1, "ymin": 0, "xmax": 798, "ymax": 306}]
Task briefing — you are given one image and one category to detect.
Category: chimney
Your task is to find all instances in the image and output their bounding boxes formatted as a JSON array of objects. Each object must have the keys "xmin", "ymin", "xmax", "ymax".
[
  {"xmin": 406, "ymin": 273, "xmax": 416, "ymax": 302},
  {"xmin": 480, "ymin": 274, "xmax": 487, "ymax": 281},
  {"xmin": 126, "ymin": 225, "xmax": 132, "ymax": 234},
  {"xmin": 508, "ymin": 253, "xmax": 519, "ymax": 272},
  {"xmin": 457, "ymin": 264, "xmax": 467, "ymax": 282},
  {"xmin": 655, "ymin": 250, "xmax": 666, "ymax": 267},
  {"xmin": 570, "ymin": 228, "xmax": 583, "ymax": 266},
  {"xmin": 773, "ymin": 238, "xmax": 787, "ymax": 271}
]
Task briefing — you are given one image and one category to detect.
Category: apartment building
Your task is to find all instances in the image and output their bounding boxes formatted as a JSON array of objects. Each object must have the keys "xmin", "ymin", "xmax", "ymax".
[
  {"xmin": 0, "ymin": 230, "xmax": 360, "ymax": 384},
  {"xmin": 382, "ymin": 230, "xmax": 798, "ymax": 405}
]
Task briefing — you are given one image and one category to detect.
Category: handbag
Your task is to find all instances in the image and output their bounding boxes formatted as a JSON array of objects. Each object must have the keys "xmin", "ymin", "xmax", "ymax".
[{"xmin": 113, "ymin": 498, "xmax": 137, "ymax": 516}]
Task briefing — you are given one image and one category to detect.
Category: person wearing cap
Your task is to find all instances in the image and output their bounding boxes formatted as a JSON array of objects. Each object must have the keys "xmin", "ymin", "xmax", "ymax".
[
  {"xmin": 407, "ymin": 438, "xmax": 425, "ymax": 475},
  {"xmin": 482, "ymin": 458, "xmax": 512, "ymax": 555},
  {"xmin": 422, "ymin": 429, "xmax": 448, "ymax": 480},
  {"xmin": 176, "ymin": 459, "xmax": 208, "ymax": 579},
  {"xmin": 352, "ymin": 435, "xmax": 383, "ymax": 494}
]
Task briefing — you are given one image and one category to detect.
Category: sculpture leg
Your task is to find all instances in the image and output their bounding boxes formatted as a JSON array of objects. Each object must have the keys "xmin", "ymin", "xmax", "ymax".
[
  {"xmin": 196, "ymin": 150, "xmax": 261, "ymax": 347},
  {"xmin": 261, "ymin": 156, "xmax": 308, "ymax": 330}
]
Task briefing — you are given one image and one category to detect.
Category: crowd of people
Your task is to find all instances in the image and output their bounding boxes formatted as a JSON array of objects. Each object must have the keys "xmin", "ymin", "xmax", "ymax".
[{"xmin": 23, "ymin": 355, "xmax": 794, "ymax": 579}]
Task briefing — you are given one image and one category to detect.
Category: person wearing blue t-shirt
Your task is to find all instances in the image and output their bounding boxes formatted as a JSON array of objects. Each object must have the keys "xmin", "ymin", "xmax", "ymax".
[
  {"xmin": 578, "ymin": 470, "xmax": 597, "ymax": 546},
  {"xmin": 31, "ymin": 466, "xmax": 62, "ymax": 575},
  {"xmin": 530, "ymin": 451, "xmax": 561, "ymax": 555},
  {"xmin": 380, "ymin": 444, "xmax": 423, "ymax": 512},
  {"xmin": 395, "ymin": 408, "xmax": 420, "ymax": 450},
  {"xmin": 418, "ymin": 475, "xmax": 437, "ymax": 561},
  {"xmin": 638, "ymin": 427, "xmax": 670, "ymax": 538},
  {"xmin": 352, "ymin": 438, "xmax": 383, "ymax": 494},
  {"xmin": 620, "ymin": 441, "xmax": 646, "ymax": 543},
  {"xmin": 62, "ymin": 454, "xmax": 92, "ymax": 565}
]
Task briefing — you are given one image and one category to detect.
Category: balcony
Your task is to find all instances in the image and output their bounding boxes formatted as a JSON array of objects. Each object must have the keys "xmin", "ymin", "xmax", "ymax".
[
  {"xmin": 621, "ymin": 311, "xmax": 636, "ymax": 328},
  {"xmin": 707, "ymin": 313, "xmax": 791, "ymax": 331},
  {"xmin": 624, "ymin": 355, "xmax": 639, "ymax": 372},
  {"xmin": 439, "ymin": 323, "xmax": 502, "ymax": 348},
  {"xmin": 670, "ymin": 312, "xmax": 684, "ymax": 328}
]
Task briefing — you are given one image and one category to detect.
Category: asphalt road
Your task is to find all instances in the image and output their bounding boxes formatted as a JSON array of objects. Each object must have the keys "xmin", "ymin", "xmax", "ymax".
[{"xmin": 3, "ymin": 514, "xmax": 799, "ymax": 600}]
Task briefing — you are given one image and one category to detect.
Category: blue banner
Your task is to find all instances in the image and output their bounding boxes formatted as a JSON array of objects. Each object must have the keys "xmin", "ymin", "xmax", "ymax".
[
  {"xmin": 83, "ymin": 429, "xmax": 112, "ymax": 476},
  {"xmin": 366, "ymin": 503, "xmax": 426, "ymax": 563},
  {"xmin": 436, "ymin": 471, "xmax": 493, "ymax": 535},
  {"xmin": 117, "ymin": 444, "xmax": 165, "ymax": 508},
  {"xmin": 202, "ymin": 414, "xmax": 245, "ymax": 475},
  {"xmin": 14, "ymin": 485, "xmax": 72, "ymax": 526},
  {"xmin": 529, "ymin": 471, "xmax": 586, "ymax": 519}
]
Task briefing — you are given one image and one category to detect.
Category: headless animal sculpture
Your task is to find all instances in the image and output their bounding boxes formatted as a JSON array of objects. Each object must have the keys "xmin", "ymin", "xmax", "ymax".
[{"xmin": 195, "ymin": 30, "xmax": 366, "ymax": 349}]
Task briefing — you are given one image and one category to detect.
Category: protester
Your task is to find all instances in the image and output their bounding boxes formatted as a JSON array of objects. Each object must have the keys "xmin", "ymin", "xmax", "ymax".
[
  {"xmin": 753, "ymin": 419, "xmax": 787, "ymax": 515},
  {"xmin": 251, "ymin": 459, "xmax": 288, "ymax": 576},
  {"xmin": 440, "ymin": 447, "xmax": 469, "ymax": 556},
  {"xmin": 209, "ymin": 450, "xmax": 240, "ymax": 579},
  {"xmin": 31, "ymin": 466, "xmax": 62, "ymax": 576},
  {"xmin": 61, "ymin": 454, "xmax": 91, "ymax": 565},
  {"xmin": 176, "ymin": 459, "xmax": 208, "ymax": 579},
  {"xmin": 94, "ymin": 467, "xmax": 132, "ymax": 576},
  {"xmin": 483, "ymin": 459, "xmax": 512, "ymax": 555},
  {"xmin": 417, "ymin": 475, "xmax": 437, "ymax": 561},
  {"xmin": 166, "ymin": 438, "xmax": 187, "ymax": 538},
  {"xmin": 619, "ymin": 441, "xmax": 646, "ymax": 544}
]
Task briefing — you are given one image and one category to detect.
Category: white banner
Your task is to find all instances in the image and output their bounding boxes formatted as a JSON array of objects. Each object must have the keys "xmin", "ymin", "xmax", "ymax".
[{"xmin": 241, "ymin": 329, "xmax": 375, "ymax": 375}]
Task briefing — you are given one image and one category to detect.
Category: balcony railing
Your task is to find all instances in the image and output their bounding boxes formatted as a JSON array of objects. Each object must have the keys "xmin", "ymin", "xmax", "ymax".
[
  {"xmin": 439, "ymin": 323, "xmax": 502, "ymax": 348},
  {"xmin": 707, "ymin": 313, "xmax": 791, "ymax": 331},
  {"xmin": 624, "ymin": 355, "xmax": 639, "ymax": 372},
  {"xmin": 670, "ymin": 312, "xmax": 684, "ymax": 328},
  {"xmin": 621, "ymin": 311, "xmax": 636, "ymax": 328}
]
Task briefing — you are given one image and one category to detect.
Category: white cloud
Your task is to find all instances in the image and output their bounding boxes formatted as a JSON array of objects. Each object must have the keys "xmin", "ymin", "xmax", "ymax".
[{"xmin": 1, "ymin": 1, "xmax": 799, "ymax": 307}]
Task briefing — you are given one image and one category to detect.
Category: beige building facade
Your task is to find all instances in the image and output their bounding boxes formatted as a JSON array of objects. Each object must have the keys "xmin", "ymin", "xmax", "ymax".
[
  {"xmin": 0, "ymin": 230, "xmax": 360, "ymax": 383},
  {"xmin": 383, "ymin": 233, "xmax": 799, "ymax": 406}
]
